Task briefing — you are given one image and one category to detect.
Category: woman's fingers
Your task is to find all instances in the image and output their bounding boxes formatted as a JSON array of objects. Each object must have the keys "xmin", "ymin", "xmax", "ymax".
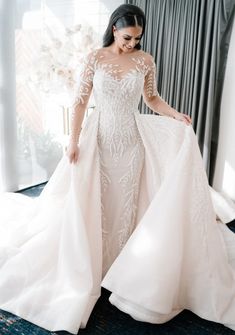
[
  {"xmin": 69, "ymin": 149, "xmax": 79, "ymax": 164},
  {"xmin": 65, "ymin": 144, "xmax": 79, "ymax": 164},
  {"xmin": 183, "ymin": 114, "xmax": 192, "ymax": 125},
  {"xmin": 173, "ymin": 110, "xmax": 192, "ymax": 125},
  {"xmin": 69, "ymin": 154, "xmax": 74, "ymax": 164},
  {"xmin": 74, "ymin": 151, "xmax": 79, "ymax": 163}
]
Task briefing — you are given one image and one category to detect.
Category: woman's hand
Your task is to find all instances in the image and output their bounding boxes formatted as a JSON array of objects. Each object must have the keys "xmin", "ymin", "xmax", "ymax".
[
  {"xmin": 171, "ymin": 109, "xmax": 192, "ymax": 125},
  {"xmin": 66, "ymin": 141, "xmax": 80, "ymax": 164}
]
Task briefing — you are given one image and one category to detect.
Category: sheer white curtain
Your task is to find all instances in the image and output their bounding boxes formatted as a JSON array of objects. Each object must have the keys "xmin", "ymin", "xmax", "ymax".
[
  {"xmin": 213, "ymin": 19, "xmax": 235, "ymax": 202},
  {"xmin": 210, "ymin": 18, "xmax": 235, "ymax": 222},
  {"xmin": 0, "ymin": 1, "xmax": 18, "ymax": 191},
  {"xmin": 0, "ymin": 0, "xmax": 123, "ymax": 192}
]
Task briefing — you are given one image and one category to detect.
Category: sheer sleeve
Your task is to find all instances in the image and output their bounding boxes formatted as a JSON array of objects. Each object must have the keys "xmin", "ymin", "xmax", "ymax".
[
  {"xmin": 69, "ymin": 50, "xmax": 97, "ymax": 143},
  {"xmin": 143, "ymin": 56, "xmax": 159, "ymax": 99},
  {"xmin": 73, "ymin": 51, "xmax": 96, "ymax": 107},
  {"xmin": 143, "ymin": 56, "xmax": 174, "ymax": 117}
]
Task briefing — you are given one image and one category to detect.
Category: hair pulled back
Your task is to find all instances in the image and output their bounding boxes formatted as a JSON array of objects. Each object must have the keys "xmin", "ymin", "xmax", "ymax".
[{"xmin": 103, "ymin": 4, "xmax": 146, "ymax": 50}]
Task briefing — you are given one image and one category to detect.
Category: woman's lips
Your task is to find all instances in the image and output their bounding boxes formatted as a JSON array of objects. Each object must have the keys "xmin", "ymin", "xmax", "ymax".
[{"xmin": 124, "ymin": 45, "xmax": 133, "ymax": 50}]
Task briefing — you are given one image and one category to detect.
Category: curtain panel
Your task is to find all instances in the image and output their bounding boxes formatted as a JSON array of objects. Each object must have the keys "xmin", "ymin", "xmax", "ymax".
[{"xmin": 126, "ymin": 0, "xmax": 235, "ymax": 182}]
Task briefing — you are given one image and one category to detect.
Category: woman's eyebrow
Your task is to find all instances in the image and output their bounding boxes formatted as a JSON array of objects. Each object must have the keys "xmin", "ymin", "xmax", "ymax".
[{"xmin": 123, "ymin": 34, "xmax": 142, "ymax": 38}]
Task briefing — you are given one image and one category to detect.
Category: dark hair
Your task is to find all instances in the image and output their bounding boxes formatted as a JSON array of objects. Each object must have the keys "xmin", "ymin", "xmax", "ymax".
[{"xmin": 103, "ymin": 4, "xmax": 146, "ymax": 50}]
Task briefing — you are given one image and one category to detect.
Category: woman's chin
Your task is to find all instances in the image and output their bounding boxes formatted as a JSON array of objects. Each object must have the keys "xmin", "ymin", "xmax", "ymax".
[{"xmin": 122, "ymin": 46, "xmax": 134, "ymax": 53}]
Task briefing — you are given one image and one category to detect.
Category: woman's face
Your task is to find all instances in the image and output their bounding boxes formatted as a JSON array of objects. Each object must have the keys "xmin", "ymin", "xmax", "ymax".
[{"xmin": 113, "ymin": 25, "xmax": 143, "ymax": 53}]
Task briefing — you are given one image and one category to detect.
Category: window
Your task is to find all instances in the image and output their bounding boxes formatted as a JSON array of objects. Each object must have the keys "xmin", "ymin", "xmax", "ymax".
[{"xmin": 0, "ymin": 0, "xmax": 123, "ymax": 191}]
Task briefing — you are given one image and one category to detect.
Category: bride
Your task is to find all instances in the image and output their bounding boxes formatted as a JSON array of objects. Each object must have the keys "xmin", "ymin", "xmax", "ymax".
[{"xmin": 0, "ymin": 4, "xmax": 235, "ymax": 334}]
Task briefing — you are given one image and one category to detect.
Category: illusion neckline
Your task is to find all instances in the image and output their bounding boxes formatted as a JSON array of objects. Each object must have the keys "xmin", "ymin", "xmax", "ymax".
[
  {"xmin": 97, "ymin": 47, "xmax": 143, "ymax": 59},
  {"xmin": 95, "ymin": 67, "xmax": 144, "ymax": 83}
]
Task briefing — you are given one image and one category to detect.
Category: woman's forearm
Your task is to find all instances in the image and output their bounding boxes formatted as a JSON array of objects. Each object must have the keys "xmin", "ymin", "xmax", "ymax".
[
  {"xmin": 144, "ymin": 95, "xmax": 178, "ymax": 118},
  {"xmin": 69, "ymin": 105, "xmax": 86, "ymax": 144},
  {"xmin": 144, "ymin": 94, "xmax": 192, "ymax": 125}
]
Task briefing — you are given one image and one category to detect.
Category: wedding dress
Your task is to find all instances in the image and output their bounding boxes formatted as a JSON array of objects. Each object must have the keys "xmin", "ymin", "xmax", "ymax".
[{"xmin": 0, "ymin": 48, "xmax": 235, "ymax": 334}]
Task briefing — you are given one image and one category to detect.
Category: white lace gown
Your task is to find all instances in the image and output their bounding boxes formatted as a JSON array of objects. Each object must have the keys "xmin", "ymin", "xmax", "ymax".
[{"xmin": 0, "ymin": 49, "xmax": 235, "ymax": 334}]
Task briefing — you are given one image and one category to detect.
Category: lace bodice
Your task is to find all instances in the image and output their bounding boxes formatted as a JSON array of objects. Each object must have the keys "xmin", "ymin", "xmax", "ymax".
[
  {"xmin": 70, "ymin": 48, "xmax": 166, "ymax": 147},
  {"xmin": 73, "ymin": 48, "xmax": 159, "ymax": 113}
]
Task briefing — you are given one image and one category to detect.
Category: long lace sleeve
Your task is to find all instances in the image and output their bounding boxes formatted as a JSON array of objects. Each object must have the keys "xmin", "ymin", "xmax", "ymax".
[
  {"xmin": 143, "ymin": 56, "xmax": 158, "ymax": 99},
  {"xmin": 70, "ymin": 50, "xmax": 97, "ymax": 143},
  {"xmin": 143, "ymin": 56, "xmax": 175, "ymax": 118}
]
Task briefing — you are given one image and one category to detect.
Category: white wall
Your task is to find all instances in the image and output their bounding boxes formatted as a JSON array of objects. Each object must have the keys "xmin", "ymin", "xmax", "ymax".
[{"xmin": 213, "ymin": 20, "xmax": 235, "ymax": 201}]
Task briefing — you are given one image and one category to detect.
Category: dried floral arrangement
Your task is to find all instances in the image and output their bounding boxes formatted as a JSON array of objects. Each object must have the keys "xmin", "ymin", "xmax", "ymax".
[{"xmin": 29, "ymin": 23, "xmax": 100, "ymax": 99}]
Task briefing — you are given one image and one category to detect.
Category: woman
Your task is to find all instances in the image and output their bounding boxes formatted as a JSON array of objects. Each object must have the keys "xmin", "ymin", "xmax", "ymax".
[
  {"xmin": 67, "ymin": 4, "xmax": 192, "ymax": 278},
  {"xmin": 0, "ymin": 4, "xmax": 235, "ymax": 334}
]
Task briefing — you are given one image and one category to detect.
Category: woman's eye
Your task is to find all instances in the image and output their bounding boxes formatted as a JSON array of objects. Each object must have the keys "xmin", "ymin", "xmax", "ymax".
[{"xmin": 123, "ymin": 37, "xmax": 141, "ymax": 41}]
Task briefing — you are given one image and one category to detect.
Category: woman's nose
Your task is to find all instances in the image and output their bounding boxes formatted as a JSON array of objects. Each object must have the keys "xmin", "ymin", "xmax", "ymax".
[{"xmin": 129, "ymin": 39, "xmax": 136, "ymax": 48}]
